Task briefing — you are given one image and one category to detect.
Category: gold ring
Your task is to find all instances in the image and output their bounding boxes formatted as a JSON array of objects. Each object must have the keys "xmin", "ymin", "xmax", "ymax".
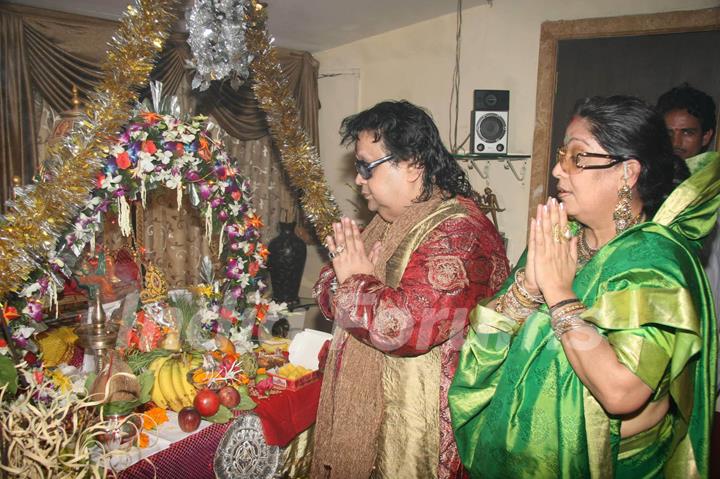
[
  {"xmin": 335, "ymin": 245, "xmax": 346, "ymax": 255},
  {"xmin": 552, "ymin": 224, "xmax": 564, "ymax": 243},
  {"xmin": 563, "ymin": 225, "xmax": 572, "ymax": 240}
]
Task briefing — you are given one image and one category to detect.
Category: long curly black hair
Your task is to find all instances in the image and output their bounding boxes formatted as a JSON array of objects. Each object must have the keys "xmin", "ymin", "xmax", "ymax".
[
  {"xmin": 340, "ymin": 100, "xmax": 474, "ymax": 202},
  {"xmin": 573, "ymin": 95, "xmax": 690, "ymax": 218}
]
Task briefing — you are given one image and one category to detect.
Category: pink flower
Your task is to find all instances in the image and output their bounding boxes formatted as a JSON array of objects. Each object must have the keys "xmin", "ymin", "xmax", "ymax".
[
  {"xmin": 255, "ymin": 377, "xmax": 274, "ymax": 396},
  {"xmin": 23, "ymin": 300, "xmax": 44, "ymax": 322}
]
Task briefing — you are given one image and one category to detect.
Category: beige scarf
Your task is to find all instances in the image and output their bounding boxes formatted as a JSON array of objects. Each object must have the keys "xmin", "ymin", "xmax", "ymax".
[{"xmin": 311, "ymin": 194, "xmax": 444, "ymax": 479}]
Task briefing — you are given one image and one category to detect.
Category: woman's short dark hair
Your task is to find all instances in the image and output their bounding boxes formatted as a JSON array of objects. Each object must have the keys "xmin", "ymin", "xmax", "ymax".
[
  {"xmin": 573, "ymin": 95, "xmax": 690, "ymax": 218},
  {"xmin": 339, "ymin": 100, "xmax": 474, "ymax": 202}
]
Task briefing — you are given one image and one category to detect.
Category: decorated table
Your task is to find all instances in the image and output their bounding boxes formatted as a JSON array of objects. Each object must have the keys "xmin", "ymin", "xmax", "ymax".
[{"xmin": 118, "ymin": 381, "xmax": 321, "ymax": 478}]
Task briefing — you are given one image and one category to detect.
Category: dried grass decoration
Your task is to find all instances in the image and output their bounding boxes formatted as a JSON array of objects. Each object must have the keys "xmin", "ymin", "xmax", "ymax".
[{"xmin": 0, "ymin": 370, "xmax": 144, "ymax": 478}]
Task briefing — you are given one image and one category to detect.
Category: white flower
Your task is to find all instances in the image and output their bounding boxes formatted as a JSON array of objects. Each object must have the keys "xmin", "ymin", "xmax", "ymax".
[
  {"xmin": 19, "ymin": 282, "xmax": 41, "ymax": 298},
  {"xmin": 229, "ymin": 202, "xmax": 242, "ymax": 215},
  {"xmin": 59, "ymin": 365, "xmax": 87, "ymax": 395},
  {"xmin": 268, "ymin": 301, "xmax": 287, "ymax": 315},
  {"xmin": 17, "ymin": 326, "xmax": 35, "ymax": 339},
  {"xmin": 101, "ymin": 174, "xmax": 122, "ymax": 191},
  {"xmin": 199, "ymin": 307, "xmax": 219, "ymax": 326},
  {"xmin": 229, "ymin": 325, "xmax": 254, "ymax": 354},
  {"xmin": 158, "ymin": 150, "xmax": 173, "ymax": 165},
  {"xmin": 165, "ymin": 175, "xmax": 181, "ymax": 189},
  {"xmin": 138, "ymin": 152, "xmax": 156, "ymax": 173}
]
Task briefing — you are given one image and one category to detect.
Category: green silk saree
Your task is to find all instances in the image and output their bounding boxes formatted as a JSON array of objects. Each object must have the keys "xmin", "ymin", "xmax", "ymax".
[{"xmin": 449, "ymin": 152, "xmax": 720, "ymax": 478}]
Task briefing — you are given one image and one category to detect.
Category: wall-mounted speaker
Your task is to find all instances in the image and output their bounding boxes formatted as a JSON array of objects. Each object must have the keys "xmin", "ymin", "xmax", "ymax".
[{"xmin": 471, "ymin": 89, "xmax": 509, "ymax": 155}]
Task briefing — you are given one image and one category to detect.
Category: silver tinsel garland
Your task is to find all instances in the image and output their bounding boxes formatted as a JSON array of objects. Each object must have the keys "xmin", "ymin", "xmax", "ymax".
[{"xmin": 186, "ymin": 0, "xmax": 254, "ymax": 91}]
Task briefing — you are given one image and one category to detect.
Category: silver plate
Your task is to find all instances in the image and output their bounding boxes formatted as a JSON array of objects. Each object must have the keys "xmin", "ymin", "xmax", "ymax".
[{"xmin": 213, "ymin": 413, "xmax": 281, "ymax": 479}]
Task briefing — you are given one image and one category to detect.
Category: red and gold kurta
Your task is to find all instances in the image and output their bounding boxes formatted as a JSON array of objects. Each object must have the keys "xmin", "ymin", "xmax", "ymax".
[{"xmin": 312, "ymin": 196, "xmax": 509, "ymax": 479}]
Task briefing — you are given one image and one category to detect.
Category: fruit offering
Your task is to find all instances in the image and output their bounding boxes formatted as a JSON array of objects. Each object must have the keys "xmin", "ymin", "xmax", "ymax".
[
  {"xmin": 149, "ymin": 354, "xmax": 202, "ymax": 412},
  {"xmin": 276, "ymin": 363, "xmax": 312, "ymax": 380},
  {"xmin": 194, "ymin": 388, "xmax": 220, "ymax": 417},
  {"xmin": 218, "ymin": 386, "xmax": 241, "ymax": 408},
  {"xmin": 178, "ymin": 407, "xmax": 201, "ymax": 433}
]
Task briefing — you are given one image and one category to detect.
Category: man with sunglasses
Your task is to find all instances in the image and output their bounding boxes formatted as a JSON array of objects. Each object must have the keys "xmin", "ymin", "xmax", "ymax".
[{"xmin": 311, "ymin": 100, "xmax": 509, "ymax": 479}]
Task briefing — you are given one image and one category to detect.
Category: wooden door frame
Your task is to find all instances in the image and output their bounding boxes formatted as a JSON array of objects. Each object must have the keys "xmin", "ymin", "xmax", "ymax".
[{"xmin": 528, "ymin": 7, "xmax": 720, "ymax": 220}]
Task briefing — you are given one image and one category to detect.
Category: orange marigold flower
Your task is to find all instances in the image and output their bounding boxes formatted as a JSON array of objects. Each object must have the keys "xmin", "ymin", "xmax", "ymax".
[
  {"xmin": 192, "ymin": 369, "xmax": 208, "ymax": 385},
  {"xmin": 142, "ymin": 407, "xmax": 169, "ymax": 430},
  {"xmin": 139, "ymin": 112, "xmax": 161, "ymax": 124},
  {"xmin": 2, "ymin": 306, "xmax": 19, "ymax": 321},
  {"xmin": 138, "ymin": 432, "xmax": 149, "ymax": 448},
  {"xmin": 247, "ymin": 215, "xmax": 263, "ymax": 229},
  {"xmin": 256, "ymin": 368, "xmax": 267, "ymax": 375}
]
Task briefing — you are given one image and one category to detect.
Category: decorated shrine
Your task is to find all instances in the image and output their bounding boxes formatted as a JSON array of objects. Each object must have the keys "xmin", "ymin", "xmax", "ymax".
[{"xmin": 0, "ymin": 0, "xmax": 336, "ymax": 477}]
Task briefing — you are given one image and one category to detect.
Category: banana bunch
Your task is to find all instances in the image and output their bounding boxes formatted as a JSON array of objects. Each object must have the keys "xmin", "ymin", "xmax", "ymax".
[{"xmin": 149, "ymin": 355, "xmax": 202, "ymax": 412}]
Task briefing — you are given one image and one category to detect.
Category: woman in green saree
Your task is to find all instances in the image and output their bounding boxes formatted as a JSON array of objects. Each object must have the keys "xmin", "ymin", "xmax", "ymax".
[{"xmin": 449, "ymin": 96, "xmax": 718, "ymax": 478}]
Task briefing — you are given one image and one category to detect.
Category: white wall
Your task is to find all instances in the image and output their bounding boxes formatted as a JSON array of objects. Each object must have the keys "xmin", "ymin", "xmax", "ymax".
[{"xmin": 306, "ymin": 0, "xmax": 719, "ymax": 281}]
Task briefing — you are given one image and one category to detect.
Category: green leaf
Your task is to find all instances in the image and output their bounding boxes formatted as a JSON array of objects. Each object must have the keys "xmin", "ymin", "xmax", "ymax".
[
  {"xmin": 137, "ymin": 371, "xmax": 154, "ymax": 404},
  {"xmin": 204, "ymin": 404, "xmax": 234, "ymax": 424},
  {"xmin": 233, "ymin": 393, "xmax": 256, "ymax": 411},
  {"xmin": 101, "ymin": 399, "xmax": 140, "ymax": 416},
  {"xmin": 0, "ymin": 355, "xmax": 18, "ymax": 397}
]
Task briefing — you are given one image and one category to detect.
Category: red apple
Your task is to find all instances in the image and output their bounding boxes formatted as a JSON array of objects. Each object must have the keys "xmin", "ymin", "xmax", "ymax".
[
  {"xmin": 193, "ymin": 388, "xmax": 220, "ymax": 417},
  {"xmin": 178, "ymin": 407, "xmax": 201, "ymax": 433},
  {"xmin": 218, "ymin": 386, "xmax": 241, "ymax": 409}
]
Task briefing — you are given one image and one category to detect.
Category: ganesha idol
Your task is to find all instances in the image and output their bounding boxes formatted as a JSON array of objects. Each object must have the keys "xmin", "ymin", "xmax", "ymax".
[{"xmin": 127, "ymin": 263, "xmax": 181, "ymax": 352}]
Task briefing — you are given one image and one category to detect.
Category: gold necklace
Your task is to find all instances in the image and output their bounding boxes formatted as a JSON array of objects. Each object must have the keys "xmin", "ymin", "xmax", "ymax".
[{"xmin": 577, "ymin": 228, "xmax": 598, "ymax": 266}]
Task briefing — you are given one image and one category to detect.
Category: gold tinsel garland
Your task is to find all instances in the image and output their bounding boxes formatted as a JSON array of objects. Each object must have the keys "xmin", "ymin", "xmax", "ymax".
[
  {"xmin": 245, "ymin": 1, "xmax": 341, "ymax": 242},
  {"xmin": 0, "ymin": 0, "xmax": 180, "ymax": 299}
]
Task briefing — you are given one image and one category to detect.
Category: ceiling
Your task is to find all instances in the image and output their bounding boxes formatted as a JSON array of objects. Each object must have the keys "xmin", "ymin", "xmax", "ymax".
[{"xmin": 7, "ymin": 0, "xmax": 491, "ymax": 52}]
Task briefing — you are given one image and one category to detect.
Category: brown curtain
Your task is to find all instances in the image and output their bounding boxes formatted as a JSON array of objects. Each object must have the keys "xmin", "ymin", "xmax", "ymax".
[
  {"xmin": 0, "ymin": 3, "xmax": 320, "ymax": 208},
  {"xmin": 1, "ymin": 10, "xmax": 38, "ymax": 208}
]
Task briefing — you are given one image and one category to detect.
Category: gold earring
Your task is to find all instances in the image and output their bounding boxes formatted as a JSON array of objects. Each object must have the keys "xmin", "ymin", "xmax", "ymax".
[{"xmin": 613, "ymin": 180, "xmax": 633, "ymax": 234}]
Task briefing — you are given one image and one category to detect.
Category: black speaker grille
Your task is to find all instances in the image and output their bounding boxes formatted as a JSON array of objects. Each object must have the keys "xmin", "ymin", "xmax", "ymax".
[
  {"xmin": 473, "ymin": 90, "xmax": 510, "ymax": 111},
  {"xmin": 476, "ymin": 114, "xmax": 506, "ymax": 142}
]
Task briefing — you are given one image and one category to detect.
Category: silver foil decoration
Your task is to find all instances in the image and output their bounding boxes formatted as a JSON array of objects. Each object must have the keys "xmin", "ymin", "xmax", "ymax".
[{"xmin": 186, "ymin": 0, "xmax": 254, "ymax": 91}]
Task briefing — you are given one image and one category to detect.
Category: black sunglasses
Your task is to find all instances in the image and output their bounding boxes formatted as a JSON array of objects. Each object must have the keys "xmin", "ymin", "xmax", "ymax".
[{"xmin": 355, "ymin": 153, "xmax": 395, "ymax": 180}]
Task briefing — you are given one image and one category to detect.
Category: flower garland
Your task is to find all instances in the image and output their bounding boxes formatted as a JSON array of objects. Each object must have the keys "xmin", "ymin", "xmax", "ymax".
[
  {"xmin": 2, "ymin": 108, "xmax": 271, "ymax": 370},
  {"xmin": 0, "ymin": 0, "xmax": 178, "ymax": 377}
]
